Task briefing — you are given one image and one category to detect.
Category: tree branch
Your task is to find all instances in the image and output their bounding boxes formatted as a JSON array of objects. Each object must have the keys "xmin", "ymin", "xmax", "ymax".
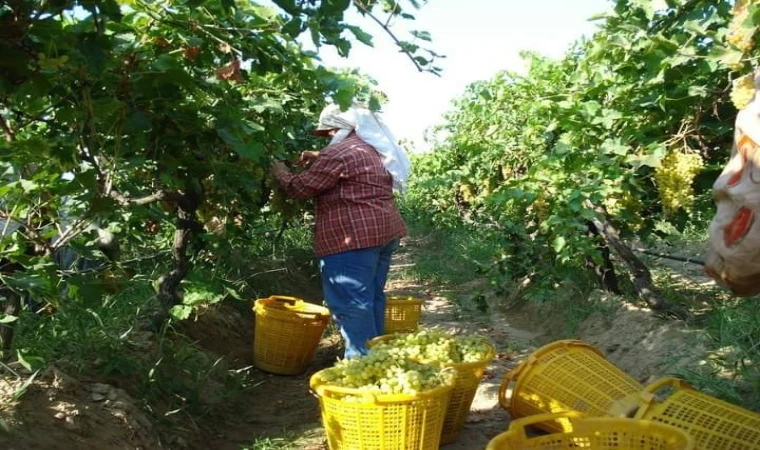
[
  {"xmin": 109, "ymin": 190, "xmax": 183, "ymax": 207},
  {"xmin": 384, "ymin": 0, "xmax": 400, "ymax": 28},
  {"xmin": 0, "ymin": 112, "xmax": 15, "ymax": 142},
  {"xmin": 352, "ymin": 0, "xmax": 434, "ymax": 75},
  {"xmin": 75, "ymin": 135, "xmax": 181, "ymax": 208},
  {"xmin": 51, "ymin": 218, "xmax": 90, "ymax": 251},
  {"xmin": 589, "ymin": 212, "xmax": 689, "ymax": 320},
  {"xmin": 648, "ymin": 0, "xmax": 705, "ymax": 34}
]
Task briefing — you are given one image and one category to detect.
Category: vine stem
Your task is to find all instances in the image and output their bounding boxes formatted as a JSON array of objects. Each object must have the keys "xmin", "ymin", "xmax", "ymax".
[
  {"xmin": 352, "ymin": 0, "xmax": 434, "ymax": 75},
  {"xmin": 0, "ymin": 112, "xmax": 14, "ymax": 142}
]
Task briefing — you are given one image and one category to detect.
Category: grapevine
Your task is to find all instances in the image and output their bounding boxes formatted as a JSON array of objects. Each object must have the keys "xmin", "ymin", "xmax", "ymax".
[{"xmin": 654, "ymin": 149, "xmax": 705, "ymax": 216}]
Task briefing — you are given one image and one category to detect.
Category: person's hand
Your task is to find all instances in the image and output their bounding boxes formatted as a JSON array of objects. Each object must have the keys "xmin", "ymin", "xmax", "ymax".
[
  {"xmin": 296, "ymin": 151, "xmax": 320, "ymax": 168},
  {"xmin": 270, "ymin": 160, "xmax": 289, "ymax": 178}
]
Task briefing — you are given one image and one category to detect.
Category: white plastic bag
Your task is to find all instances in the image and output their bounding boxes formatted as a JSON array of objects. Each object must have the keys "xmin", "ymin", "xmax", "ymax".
[{"xmin": 705, "ymin": 69, "xmax": 760, "ymax": 296}]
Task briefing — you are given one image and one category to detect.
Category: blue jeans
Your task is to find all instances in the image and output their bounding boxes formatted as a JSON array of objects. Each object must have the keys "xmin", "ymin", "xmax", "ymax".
[{"xmin": 319, "ymin": 239, "xmax": 401, "ymax": 359}]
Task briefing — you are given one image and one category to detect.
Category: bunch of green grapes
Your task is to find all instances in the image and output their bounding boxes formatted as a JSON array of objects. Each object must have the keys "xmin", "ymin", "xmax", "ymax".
[
  {"xmin": 602, "ymin": 191, "xmax": 641, "ymax": 217},
  {"xmin": 458, "ymin": 184, "xmax": 476, "ymax": 203},
  {"xmin": 731, "ymin": 73, "xmax": 756, "ymax": 110},
  {"xmin": 654, "ymin": 150, "xmax": 705, "ymax": 216},
  {"xmin": 318, "ymin": 347, "xmax": 455, "ymax": 397},
  {"xmin": 602, "ymin": 191, "xmax": 645, "ymax": 231},
  {"xmin": 373, "ymin": 329, "xmax": 493, "ymax": 365},
  {"xmin": 727, "ymin": 0, "xmax": 755, "ymax": 55},
  {"xmin": 531, "ymin": 195, "xmax": 550, "ymax": 222}
]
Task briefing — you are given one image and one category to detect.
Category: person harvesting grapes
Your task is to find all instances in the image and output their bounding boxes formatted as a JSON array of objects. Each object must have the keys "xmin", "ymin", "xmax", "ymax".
[{"xmin": 270, "ymin": 103, "xmax": 411, "ymax": 359}]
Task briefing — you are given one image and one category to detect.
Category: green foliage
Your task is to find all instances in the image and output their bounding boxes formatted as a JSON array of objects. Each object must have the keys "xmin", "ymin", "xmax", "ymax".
[
  {"xmin": 392, "ymin": 210, "xmax": 501, "ymax": 287},
  {"xmin": 0, "ymin": 1, "xmax": 440, "ymax": 433},
  {"xmin": 408, "ymin": 0, "xmax": 735, "ymax": 291},
  {"xmin": 241, "ymin": 434, "xmax": 297, "ymax": 450},
  {"xmin": 0, "ymin": 0, "xmax": 438, "ymax": 354}
]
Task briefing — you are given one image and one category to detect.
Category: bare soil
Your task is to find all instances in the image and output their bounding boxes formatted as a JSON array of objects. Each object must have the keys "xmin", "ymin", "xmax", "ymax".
[{"xmin": 0, "ymin": 236, "xmax": 710, "ymax": 449}]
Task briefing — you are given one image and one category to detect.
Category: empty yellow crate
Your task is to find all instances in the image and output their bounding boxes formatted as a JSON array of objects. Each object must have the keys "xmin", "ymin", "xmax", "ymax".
[
  {"xmin": 498, "ymin": 339, "xmax": 643, "ymax": 432},
  {"xmin": 486, "ymin": 411, "xmax": 695, "ymax": 450},
  {"xmin": 253, "ymin": 296, "xmax": 330, "ymax": 375},
  {"xmin": 384, "ymin": 296, "xmax": 423, "ymax": 334},
  {"xmin": 632, "ymin": 377, "xmax": 760, "ymax": 450}
]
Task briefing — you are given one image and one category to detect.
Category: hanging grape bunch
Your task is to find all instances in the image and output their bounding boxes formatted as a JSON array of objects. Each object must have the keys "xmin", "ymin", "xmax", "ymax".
[
  {"xmin": 727, "ymin": 0, "xmax": 756, "ymax": 57},
  {"xmin": 704, "ymin": 2, "xmax": 760, "ymax": 295},
  {"xmin": 654, "ymin": 149, "xmax": 705, "ymax": 216},
  {"xmin": 727, "ymin": 0, "xmax": 759, "ymax": 100}
]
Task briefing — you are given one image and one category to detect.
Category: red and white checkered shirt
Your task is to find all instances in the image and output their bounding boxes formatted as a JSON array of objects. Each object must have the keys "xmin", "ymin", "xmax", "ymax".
[{"xmin": 275, "ymin": 134, "xmax": 407, "ymax": 257}]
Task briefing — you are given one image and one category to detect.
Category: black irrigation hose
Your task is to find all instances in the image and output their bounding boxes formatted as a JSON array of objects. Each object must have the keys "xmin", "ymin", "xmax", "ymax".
[{"xmin": 632, "ymin": 247, "xmax": 705, "ymax": 266}]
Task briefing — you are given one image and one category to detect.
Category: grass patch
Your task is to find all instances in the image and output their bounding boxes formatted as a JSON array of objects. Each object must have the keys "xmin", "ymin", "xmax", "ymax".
[
  {"xmin": 10, "ymin": 277, "xmax": 261, "ymax": 427},
  {"xmin": 240, "ymin": 433, "xmax": 297, "ymax": 450},
  {"xmin": 678, "ymin": 300, "xmax": 760, "ymax": 411},
  {"xmin": 397, "ymin": 219, "xmax": 503, "ymax": 287}
]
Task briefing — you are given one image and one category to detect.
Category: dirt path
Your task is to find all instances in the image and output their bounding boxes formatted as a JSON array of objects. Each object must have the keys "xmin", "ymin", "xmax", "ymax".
[
  {"xmin": 0, "ymin": 235, "xmax": 711, "ymax": 450},
  {"xmin": 375, "ymin": 240, "xmax": 542, "ymax": 449},
  {"xmin": 277, "ymin": 238, "xmax": 546, "ymax": 449}
]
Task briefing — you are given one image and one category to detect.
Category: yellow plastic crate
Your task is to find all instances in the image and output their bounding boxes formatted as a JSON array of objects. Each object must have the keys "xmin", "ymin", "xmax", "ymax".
[
  {"xmin": 632, "ymin": 377, "xmax": 760, "ymax": 450},
  {"xmin": 498, "ymin": 339, "xmax": 643, "ymax": 432},
  {"xmin": 368, "ymin": 333, "xmax": 496, "ymax": 444},
  {"xmin": 310, "ymin": 369, "xmax": 454, "ymax": 450},
  {"xmin": 486, "ymin": 411, "xmax": 695, "ymax": 450},
  {"xmin": 253, "ymin": 296, "xmax": 330, "ymax": 375},
  {"xmin": 384, "ymin": 296, "xmax": 423, "ymax": 334}
]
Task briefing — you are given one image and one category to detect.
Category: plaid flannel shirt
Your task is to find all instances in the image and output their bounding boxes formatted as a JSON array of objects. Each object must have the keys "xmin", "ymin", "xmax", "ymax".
[{"xmin": 275, "ymin": 134, "xmax": 407, "ymax": 257}]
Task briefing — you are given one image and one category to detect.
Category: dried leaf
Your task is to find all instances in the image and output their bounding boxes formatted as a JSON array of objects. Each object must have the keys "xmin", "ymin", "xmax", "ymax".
[
  {"xmin": 215, "ymin": 59, "xmax": 243, "ymax": 83},
  {"xmin": 152, "ymin": 37, "xmax": 170, "ymax": 49},
  {"xmin": 184, "ymin": 45, "xmax": 201, "ymax": 61}
]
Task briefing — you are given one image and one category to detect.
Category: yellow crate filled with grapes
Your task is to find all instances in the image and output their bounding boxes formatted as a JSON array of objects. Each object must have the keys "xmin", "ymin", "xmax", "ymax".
[
  {"xmin": 367, "ymin": 328, "xmax": 496, "ymax": 445},
  {"xmin": 309, "ymin": 344, "xmax": 456, "ymax": 450}
]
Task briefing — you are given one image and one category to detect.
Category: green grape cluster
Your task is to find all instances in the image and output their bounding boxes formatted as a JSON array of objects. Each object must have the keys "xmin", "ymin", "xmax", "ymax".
[
  {"xmin": 531, "ymin": 195, "xmax": 550, "ymax": 222},
  {"xmin": 731, "ymin": 73, "xmax": 756, "ymax": 110},
  {"xmin": 373, "ymin": 329, "xmax": 493, "ymax": 365},
  {"xmin": 654, "ymin": 150, "xmax": 704, "ymax": 216},
  {"xmin": 318, "ymin": 347, "xmax": 455, "ymax": 397},
  {"xmin": 602, "ymin": 191, "xmax": 640, "ymax": 217},
  {"xmin": 727, "ymin": 0, "xmax": 755, "ymax": 54},
  {"xmin": 603, "ymin": 191, "xmax": 644, "ymax": 231}
]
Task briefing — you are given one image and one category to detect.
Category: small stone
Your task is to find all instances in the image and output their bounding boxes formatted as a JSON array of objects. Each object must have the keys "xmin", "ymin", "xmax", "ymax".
[
  {"xmin": 88, "ymin": 383, "xmax": 111, "ymax": 394},
  {"xmin": 110, "ymin": 400, "xmax": 127, "ymax": 410},
  {"xmin": 49, "ymin": 368, "xmax": 80, "ymax": 392},
  {"xmin": 135, "ymin": 413, "xmax": 153, "ymax": 430},
  {"xmin": 54, "ymin": 412, "xmax": 66, "ymax": 420},
  {"xmin": 91, "ymin": 393, "xmax": 106, "ymax": 402}
]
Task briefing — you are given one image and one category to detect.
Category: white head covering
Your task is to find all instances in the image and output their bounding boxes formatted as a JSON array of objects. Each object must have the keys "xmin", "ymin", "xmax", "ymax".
[{"xmin": 315, "ymin": 103, "xmax": 411, "ymax": 192}]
